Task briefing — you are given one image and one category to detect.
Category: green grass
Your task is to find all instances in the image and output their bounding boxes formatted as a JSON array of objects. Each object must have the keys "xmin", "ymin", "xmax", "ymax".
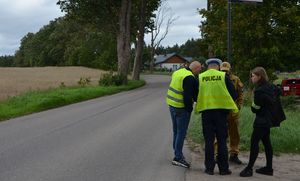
[
  {"xmin": 187, "ymin": 113, "xmax": 204, "ymax": 145},
  {"xmin": 188, "ymin": 107, "xmax": 300, "ymax": 154},
  {"xmin": 142, "ymin": 71, "xmax": 172, "ymax": 76},
  {"xmin": 0, "ymin": 80, "xmax": 145, "ymax": 121}
]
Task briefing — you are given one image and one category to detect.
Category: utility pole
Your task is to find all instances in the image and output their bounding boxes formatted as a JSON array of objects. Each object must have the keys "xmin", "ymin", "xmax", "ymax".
[
  {"xmin": 227, "ymin": 0, "xmax": 262, "ymax": 63},
  {"xmin": 207, "ymin": 0, "xmax": 214, "ymax": 58},
  {"xmin": 227, "ymin": 0, "xmax": 232, "ymax": 63},
  {"xmin": 207, "ymin": 0, "xmax": 210, "ymax": 10}
]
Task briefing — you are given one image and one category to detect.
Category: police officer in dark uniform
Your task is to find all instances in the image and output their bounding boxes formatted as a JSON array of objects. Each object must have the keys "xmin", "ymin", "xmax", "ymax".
[{"xmin": 195, "ymin": 58, "xmax": 237, "ymax": 175}]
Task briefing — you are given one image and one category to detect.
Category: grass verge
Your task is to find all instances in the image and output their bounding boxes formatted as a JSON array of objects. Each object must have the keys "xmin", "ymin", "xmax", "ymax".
[
  {"xmin": 187, "ymin": 107, "xmax": 300, "ymax": 154},
  {"xmin": 0, "ymin": 80, "xmax": 145, "ymax": 121},
  {"xmin": 142, "ymin": 71, "xmax": 172, "ymax": 76}
]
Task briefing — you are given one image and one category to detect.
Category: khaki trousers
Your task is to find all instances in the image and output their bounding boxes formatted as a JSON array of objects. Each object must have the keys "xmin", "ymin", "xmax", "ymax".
[{"xmin": 227, "ymin": 112, "xmax": 240, "ymax": 155}]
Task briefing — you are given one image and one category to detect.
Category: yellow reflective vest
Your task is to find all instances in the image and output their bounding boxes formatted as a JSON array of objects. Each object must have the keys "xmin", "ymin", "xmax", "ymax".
[
  {"xmin": 166, "ymin": 68, "xmax": 194, "ymax": 108},
  {"xmin": 195, "ymin": 69, "xmax": 238, "ymax": 113}
]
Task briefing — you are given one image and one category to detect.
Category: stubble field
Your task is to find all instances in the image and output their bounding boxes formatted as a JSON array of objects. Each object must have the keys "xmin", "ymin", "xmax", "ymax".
[{"xmin": 0, "ymin": 66, "xmax": 107, "ymax": 101}]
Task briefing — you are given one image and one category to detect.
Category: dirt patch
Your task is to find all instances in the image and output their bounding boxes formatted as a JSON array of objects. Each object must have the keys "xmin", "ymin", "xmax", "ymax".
[
  {"xmin": 0, "ymin": 66, "xmax": 107, "ymax": 101},
  {"xmin": 186, "ymin": 143, "xmax": 300, "ymax": 181}
]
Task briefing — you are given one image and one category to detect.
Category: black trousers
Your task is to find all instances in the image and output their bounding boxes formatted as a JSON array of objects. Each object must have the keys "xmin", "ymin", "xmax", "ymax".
[
  {"xmin": 247, "ymin": 127, "xmax": 273, "ymax": 169},
  {"xmin": 202, "ymin": 110, "xmax": 229, "ymax": 172}
]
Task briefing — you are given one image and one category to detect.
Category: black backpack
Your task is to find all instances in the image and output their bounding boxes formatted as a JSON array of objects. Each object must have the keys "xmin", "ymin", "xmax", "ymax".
[{"xmin": 269, "ymin": 84, "xmax": 286, "ymax": 127}]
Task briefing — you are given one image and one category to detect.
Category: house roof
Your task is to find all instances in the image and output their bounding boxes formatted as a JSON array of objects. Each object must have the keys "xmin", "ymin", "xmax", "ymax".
[
  {"xmin": 154, "ymin": 53, "xmax": 193, "ymax": 65},
  {"xmin": 184, "ymin": 57, "xmax": 193, "ymax": 62}
]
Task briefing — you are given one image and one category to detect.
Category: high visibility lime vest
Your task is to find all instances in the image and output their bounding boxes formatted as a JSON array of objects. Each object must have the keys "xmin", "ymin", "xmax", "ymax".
[
  {"xmin": 195, "ymin": 69, "xmax": 238, "ymax": 113},
  {"xmin": 166, "ymin": 68, "xmax": 194, "ymax": 108}
]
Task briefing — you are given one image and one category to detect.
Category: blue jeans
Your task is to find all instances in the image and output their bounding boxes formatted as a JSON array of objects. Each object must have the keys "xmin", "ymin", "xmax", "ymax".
[{"xmin": 169, "ymin": 106, "xmax": 191, "ymax": 160}]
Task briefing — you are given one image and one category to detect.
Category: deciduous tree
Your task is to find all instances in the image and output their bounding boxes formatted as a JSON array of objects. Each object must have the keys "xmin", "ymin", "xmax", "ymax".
[
  {"xmin": 149, "ymin": 0, "xmax": 178, "ymax": 73},
  {"xmin": 58, "ymin": 0, "xmax": 132, "ymax": 84},
  {"xmin": 199, "ymin": 0, "xmax": 300, "ymax": 82}
]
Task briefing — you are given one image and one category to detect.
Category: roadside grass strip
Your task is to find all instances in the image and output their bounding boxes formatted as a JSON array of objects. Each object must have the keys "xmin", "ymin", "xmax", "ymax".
[
  {"xmin": 188, "ymin": 107, "xmax": 300, "ymax": 154},
  {"xmin": 0, "ymin": 80, "xmax": 145, "ymax": 121}
]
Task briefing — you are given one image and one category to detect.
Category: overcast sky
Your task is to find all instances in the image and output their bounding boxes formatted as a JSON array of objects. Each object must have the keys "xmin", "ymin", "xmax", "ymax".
[{"xmin": 0, "ymin": 0, "xmax": 206, "ymax": 56}]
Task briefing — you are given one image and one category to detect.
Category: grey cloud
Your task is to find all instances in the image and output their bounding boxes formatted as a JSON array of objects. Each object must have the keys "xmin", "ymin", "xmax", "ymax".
[
  {"xmin": 0, "ymin": 0, "xmax": 206, "ymax": 55},
  {"xmin": 0, "ymin": 0, "xmax": 63, "ymax": 55},
  {"xmin": 155, "ymin": 0, "xmax": 205, "ymax": 47},
  {"xmin": 167, "ymin": 0, "xmax": 206, "ymax": 14}
]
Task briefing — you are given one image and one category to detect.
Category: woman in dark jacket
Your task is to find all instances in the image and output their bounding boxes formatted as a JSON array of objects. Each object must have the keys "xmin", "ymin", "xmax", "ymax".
[{"xmin": 240, "ymin": 67, "xmax": 285, "ymax": 177}]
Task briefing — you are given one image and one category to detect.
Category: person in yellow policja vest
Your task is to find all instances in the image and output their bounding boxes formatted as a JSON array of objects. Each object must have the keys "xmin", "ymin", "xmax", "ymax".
[
  {"xmin": 195, "ymin": 58, "xmax": 238, "ymax": 175},
  {"xmin": 166, "ymin": 61, "xmax": 202, "ymax": 169}
]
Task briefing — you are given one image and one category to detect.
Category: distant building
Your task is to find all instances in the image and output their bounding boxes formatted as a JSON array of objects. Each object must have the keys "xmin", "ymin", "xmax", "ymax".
[{"xmin": 154, "ymin": 53, "xmax": 194, "ymax": 71}]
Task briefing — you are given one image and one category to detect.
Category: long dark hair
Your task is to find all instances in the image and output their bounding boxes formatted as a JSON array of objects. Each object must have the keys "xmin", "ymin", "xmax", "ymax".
[{"xmin": 251, "ymin": 67, "xmax": 269, "ymax": 85}]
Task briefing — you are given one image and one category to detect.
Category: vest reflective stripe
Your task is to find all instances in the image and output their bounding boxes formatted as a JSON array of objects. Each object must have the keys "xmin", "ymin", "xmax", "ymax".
[
  {"xmin": 166, "ymin": 68, "xmax": 194, "ymax": 108},
  {"xmin": 252, "ymin": 102, "xmax": 261, "ymax": 110},
  {"xmin": 168, "ymin": 87, "xmax": 183, "ymax": 95},
  {"xmin": 166, "ymin": 95, "xmax": 184, "ymax": 103},
  {"xmin": 195, "ymin": 69, "xmax": 238, "ymax": 113}
]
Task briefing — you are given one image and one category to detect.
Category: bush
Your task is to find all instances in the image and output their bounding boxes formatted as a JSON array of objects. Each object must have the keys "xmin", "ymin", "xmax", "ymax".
[
  {"xmin": 59, "ymin": 82, "xmax": 66, "ymax": 88},
  {"xmin": 78, "ymin": 77, "xmax": 91, "ymax": 87},
  {"xmin": 99, "ymin": 72, "xmax": 125, "ymax": 86}
]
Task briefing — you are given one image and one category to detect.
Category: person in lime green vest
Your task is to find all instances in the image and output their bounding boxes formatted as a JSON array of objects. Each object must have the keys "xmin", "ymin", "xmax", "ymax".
[
  {"xmin": 166, "ymin": 61, "xmax": 202, "ymax": 169},
  {"xmin": 195, "ymin": 58, "xmax": 238, "ymax": 175}
]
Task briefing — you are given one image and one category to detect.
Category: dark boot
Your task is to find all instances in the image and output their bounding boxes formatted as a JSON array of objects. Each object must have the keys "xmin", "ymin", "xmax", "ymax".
[
  {"xmin": 204, "ymin": 169, "xmax": 214, "ymax": 175},
  {"xmin": 256, "ymin": 166, "xmax": 273, "ymax": 176},
  {"xmin": 219, "ymin": 169, "xmax": 232, "ymax": 175},
  {"xmin": 229, "ymin": 154, "xmax": 242, "ymax": 164},
  {"xmin": 240, "ymin": 167, "xmax": 253, "ymax": 177}
]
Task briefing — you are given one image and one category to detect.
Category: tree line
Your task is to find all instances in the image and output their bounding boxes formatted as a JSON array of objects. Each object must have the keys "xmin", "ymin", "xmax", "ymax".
[
  {"xmin": 14, "ymin": 17, "xmax": 118, "ymax": 70},
  {"xmin": 0, "ymin": 0, "xmax": 200, "ymax": 79},
  {"xmin": 200, "ymin": 0, "xmax": 300, "ymax": 81},
  {"xmin": 0, "ymin": 0, "xmax": 163, "ymax": 84},
  {"xmin": 0, "ymin": 0, "xmax": 299, "ymax": 83}
]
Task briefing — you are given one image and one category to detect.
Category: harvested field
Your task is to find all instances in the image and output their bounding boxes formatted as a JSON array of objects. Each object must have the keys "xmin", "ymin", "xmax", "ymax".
[{"xmin": 0, "ymin": 66, "xmax": 107, "ymax": 101}]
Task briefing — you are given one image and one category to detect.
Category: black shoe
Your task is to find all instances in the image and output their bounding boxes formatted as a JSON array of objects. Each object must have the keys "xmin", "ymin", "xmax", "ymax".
[
  {"xmin": 256, "ymin": 167, "xmax": 273, "ymax": 176},
  {"xmin": 229, "ymin": 154, "xmax": 242, "ymax": 165},
  {"xmin": 219, "ymin": 169, "xmax": 232, "ymax": 175},
  {"xmin": 172, "ymin": 158, "xmax": 190, "ymax": 168},
  {"xmin": 240, "ymin": 167, "xmax": 253, "ymax": 177},
  {"xmin": 204, "ymin": 169, "xmax": 214, "ymax": 175}
]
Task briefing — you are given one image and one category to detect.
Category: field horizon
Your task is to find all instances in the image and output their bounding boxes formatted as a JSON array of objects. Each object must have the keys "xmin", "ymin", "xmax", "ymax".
[{"xmin": 0, "ymin": 66, "xmax": 107, "ymax": 101}]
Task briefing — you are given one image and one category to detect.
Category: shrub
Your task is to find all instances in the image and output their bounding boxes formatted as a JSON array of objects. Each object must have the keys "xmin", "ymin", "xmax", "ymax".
[
  {"xmin": 99, "ymin": 72, "xmax": 125, "ymax": 86},
  {"xmin": 78, "ymin": 77, "xmax": 91, "ymax": 87},
  {"xmin": 59, "ymin": 82, "xmax": 66, "ymax": 88}
]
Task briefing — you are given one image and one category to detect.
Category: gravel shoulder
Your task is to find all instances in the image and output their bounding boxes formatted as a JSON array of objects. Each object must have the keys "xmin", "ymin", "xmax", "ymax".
[{"xmin": 186, "ymin": 143, "xmax": 300, "ymax": 181}]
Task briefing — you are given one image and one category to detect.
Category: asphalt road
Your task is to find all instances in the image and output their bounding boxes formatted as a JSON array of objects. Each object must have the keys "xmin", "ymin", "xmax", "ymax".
[{"xmin": 0, "ymin": 75, "xmax": 189, "ymax": 181}]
